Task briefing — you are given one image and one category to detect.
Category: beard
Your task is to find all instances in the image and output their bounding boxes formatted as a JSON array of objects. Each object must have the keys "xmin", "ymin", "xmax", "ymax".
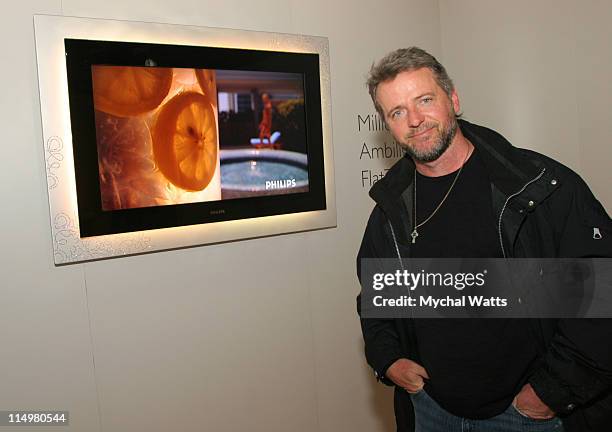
[{"xmin": 401, "ymin": 114, "xmax": 458, "ymax": 163}]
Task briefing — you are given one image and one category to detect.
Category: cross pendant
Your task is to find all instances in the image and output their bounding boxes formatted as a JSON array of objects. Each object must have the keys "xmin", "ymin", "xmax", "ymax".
[{"xmin": 411, "ymin": 229, "xmax": 419, "ymax": 244}]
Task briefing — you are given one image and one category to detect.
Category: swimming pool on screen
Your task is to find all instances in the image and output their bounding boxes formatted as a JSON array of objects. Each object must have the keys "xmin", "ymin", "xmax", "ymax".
[{"xmin": 220, "ymin": 149, "xmax": 309, "ymax": 199}]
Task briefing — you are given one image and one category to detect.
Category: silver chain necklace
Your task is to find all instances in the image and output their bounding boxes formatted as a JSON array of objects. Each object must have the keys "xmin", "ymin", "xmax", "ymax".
[{"xmin": 410, "ymin": 148, "xmax": 472, "ymax": 244}]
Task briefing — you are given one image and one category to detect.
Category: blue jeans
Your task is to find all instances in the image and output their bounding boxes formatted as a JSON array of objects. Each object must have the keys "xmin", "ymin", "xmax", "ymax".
[{"xmin": 410, "ymin": 390, "xmax": 564, "ymax": 432}]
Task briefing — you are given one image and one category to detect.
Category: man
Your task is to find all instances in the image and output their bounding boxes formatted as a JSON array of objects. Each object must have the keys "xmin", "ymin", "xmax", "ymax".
[{"xmin": 357, "ymin": 47, "xmax": 612, "ymax": 432}]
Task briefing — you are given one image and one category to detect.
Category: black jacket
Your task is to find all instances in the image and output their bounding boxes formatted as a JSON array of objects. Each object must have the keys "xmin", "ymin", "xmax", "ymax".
[{"xmin": 357, "ymin": 120, "xmax": 612, "ymax": 431}]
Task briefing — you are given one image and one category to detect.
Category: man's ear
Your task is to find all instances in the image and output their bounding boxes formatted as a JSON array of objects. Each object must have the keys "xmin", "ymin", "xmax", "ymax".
[{"xmin": 451, "ymin": 89, "xmax": 460, "ymax": 114}]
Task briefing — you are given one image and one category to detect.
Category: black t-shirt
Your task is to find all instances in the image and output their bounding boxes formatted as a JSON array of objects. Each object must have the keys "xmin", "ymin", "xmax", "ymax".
[{"xmin": 410, "ymin": 149, "xmax": 538, "ymax": 419}]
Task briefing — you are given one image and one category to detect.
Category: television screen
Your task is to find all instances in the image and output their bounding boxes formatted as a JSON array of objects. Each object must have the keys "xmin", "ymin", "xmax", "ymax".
[{"xmin": 65, "ymin": 39, "xmax": 325, "ymax": 237}]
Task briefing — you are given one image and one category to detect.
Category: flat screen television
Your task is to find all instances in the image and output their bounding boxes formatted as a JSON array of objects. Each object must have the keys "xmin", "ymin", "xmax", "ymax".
[{"xmin": 64, "ymin": 38, "xmax": 326, "ymax": 237}]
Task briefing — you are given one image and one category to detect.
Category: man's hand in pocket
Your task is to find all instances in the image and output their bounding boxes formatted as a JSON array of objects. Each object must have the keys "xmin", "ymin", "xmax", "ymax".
[
  {"xmin": 513, "ymin": 383, "xmax": 556, "ymax": 420},
  {"xmin": 386, "ymin": 358, "xmax": 429, "ymax": 393}
]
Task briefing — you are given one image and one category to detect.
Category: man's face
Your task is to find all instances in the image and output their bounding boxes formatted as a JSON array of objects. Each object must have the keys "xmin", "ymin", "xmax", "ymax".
[{"xmin": 376, "ymin": 68, "xmax": 460, "ymax": 163}]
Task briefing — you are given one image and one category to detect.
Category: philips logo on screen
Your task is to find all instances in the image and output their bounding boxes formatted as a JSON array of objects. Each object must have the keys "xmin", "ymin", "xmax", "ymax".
[{"xmin": 265, "ymin": 179, "xmax": 297, "ymax": 190}]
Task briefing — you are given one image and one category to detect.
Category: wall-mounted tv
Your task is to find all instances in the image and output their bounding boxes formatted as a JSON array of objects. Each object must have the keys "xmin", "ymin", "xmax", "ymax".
[
  {"xmin": 34, "ymin": 15, "xmax": 335, "ymax": 264},
  {"xmin": 64, "ymin": 38, "xmax": 326, "ymax": 237}
]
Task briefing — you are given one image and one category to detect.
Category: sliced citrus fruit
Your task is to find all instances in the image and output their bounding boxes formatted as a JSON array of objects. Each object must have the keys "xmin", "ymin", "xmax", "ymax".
[
  {"xmin": 152, "ymin": 91, "xmax": 218, "ymax": 191},
  {"xmin": 92, "ymin": 66, "xmax": 173, "ymax": 117},
  {"xmin": 195, "ymin": 69, "xmax": 217, "ymax": 108}
]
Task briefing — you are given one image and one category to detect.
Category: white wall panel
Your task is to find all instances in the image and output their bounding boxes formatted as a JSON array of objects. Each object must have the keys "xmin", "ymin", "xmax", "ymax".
[
  {"xmin": 83, "ymin": 237, "xmax": 318, "ymax": 432},
  {"xmin": 573, "ymin": 0, "xmax": 612, "ymax": 209},
  {"xmin": 439, "ymin": 0, "xmax": 611, "ymax": 210},
  {"xmin": 61, "ymin": 0, "xmax": 295, "ymax": 33},
  {"xmin": 1, "ymin": 1, "xmax": 442, "ymax": 431},
  {"xmin": 0, "ymin": 3, "xmax": 102, "ymax": 432}
]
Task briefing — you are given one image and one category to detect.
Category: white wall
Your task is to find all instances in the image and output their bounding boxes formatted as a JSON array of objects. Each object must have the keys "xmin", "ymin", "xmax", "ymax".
[
  {"xmin": 439, "ymin": 0, "xmax": 612, "ymax": 211},
  {"xmin": 0, "ymin": 1, "xmax": 440, "ymax": 431},
  {"xmin": 2, "ymin": 2, "xmax": 610, "ymax": 432}
]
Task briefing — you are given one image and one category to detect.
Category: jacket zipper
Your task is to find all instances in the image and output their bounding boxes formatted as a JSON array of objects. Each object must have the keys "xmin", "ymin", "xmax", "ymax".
[
  {"xmin": 387, "ymin": 220, "xmax": 404, "ymax": 269},
  {"xmin": 497, "ymin": 168, "xmax": 546, "ymax": 258}
]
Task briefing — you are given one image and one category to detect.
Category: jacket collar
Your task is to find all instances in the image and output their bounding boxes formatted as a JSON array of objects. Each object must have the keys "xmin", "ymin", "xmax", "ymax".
[{"xmin": 459, "ymin": 120, "xmax": 541, "ymax": 195}]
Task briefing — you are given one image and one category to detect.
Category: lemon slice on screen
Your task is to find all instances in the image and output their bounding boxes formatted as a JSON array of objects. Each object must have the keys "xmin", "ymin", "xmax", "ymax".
[
  {"xmin": 195, "ymin": 69, "xmax": 217, "ymax": 108},
  {"xmin": 92, "ymin": 66, "xmax": 173, "ymax": 117},
  {"xmin": 152, "ymin": 91, "xmax": 218, "ymax": 191}
]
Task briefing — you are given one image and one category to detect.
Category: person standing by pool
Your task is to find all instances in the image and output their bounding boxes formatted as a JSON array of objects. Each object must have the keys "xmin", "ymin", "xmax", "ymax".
[{"xmin": 258, "ymin": 93, "xmax": 273, "ymax": 144}]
